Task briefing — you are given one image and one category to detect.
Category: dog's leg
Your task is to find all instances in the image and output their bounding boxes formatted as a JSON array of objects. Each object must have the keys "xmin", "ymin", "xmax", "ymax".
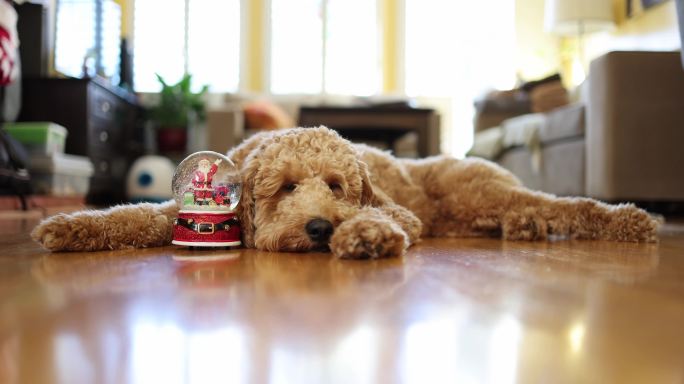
[
  {"xmin": 408, "ymin": 157, "xmax": 658, "ymax": 242},
  {"xmin": 31, "ymin": 200, "xmax": 179, "ymax": 251},
  {"xmin": 329, "ymin": 204, "xmax": 421, "ymax": 259},
  {"xmin": 377, "ymin": 202, "xmax": 423, "ymax": 244},
  {"xmin": 498, "ymin": 188, "xmax": 659, "ymax": 242},
  {"xmin": 443, "ymin": 184, "xmax": 659, "ymax": 242}
]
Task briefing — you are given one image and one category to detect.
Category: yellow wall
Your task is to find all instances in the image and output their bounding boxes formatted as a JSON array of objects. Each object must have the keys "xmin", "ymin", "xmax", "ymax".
[
  {"xmin": 558, "ymin": 0, "xmax": 681, "ymax": 86},
  {"xmin": 514, "ymin": 0, "xmax": 681, "ymax": 87},
  {"xmin": 113, "ymin": 0, "xmax": 129, "ymax": 37},
  {"xmin": 585, "ymin": 0, "xmax": 681, "ymax": 62},
  {"xmin": 382, "ymin": 0, "xmax": 399, "ymax": 93},
  {"xmin": 515, "ymin": 0, "xmax": 561, "ymax": 81},
  {"xmin": 245, "ymin": 0, "xmax": 266, "ymax": 92}
]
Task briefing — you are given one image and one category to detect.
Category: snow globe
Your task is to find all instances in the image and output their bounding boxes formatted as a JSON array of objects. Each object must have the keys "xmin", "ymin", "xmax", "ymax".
[{"xmin": 171, "ymin": 151, "xmax": 242, "ymax": 247}]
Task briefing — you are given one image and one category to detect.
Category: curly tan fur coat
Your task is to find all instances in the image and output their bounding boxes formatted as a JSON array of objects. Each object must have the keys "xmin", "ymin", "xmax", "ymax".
[{"xmin": 32, "ymin": 126, "xmax": 659, "ymax": 259}]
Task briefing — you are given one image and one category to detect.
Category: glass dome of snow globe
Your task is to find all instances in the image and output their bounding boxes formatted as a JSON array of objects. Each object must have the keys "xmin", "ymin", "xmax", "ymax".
[{"xmin": 171, "ymin": 151, "xmax": 241, "ymax": 213}]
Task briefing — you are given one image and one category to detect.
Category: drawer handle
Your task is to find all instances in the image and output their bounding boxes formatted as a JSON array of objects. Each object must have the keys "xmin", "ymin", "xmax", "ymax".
[
  {"xmin": 99, "ymin": 131, "xmax": 109, "ymax": 142},
  {"xmin": 99, "ymin": 161, "xmax": 109, "ymax": 172},
  {"xmin": 101, "ymin": 101, "xmax": 111, "ymax": 113}
]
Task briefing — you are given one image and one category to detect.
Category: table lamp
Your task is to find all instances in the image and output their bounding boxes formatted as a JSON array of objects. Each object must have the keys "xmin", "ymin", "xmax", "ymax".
[{"xmin": 544, "ymin": 0, "xmax": 615, "ymax": 83}]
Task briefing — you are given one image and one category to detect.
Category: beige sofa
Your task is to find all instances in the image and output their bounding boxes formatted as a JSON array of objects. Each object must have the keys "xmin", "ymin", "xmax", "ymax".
[
  {"xmin": 475, "ymin": 51, "xmax": 684, "ymax": 204},
  {"xmin": 586, "ymin": 51, "xmax": 684, "ymax": 201}
]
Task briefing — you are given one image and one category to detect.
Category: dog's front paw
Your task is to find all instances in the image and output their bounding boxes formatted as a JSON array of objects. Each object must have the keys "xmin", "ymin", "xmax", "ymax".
[
  {"xmin": 330, "ymin": 214, "xmax": 408, "ymax": 259},
  {"xmin": 31, "ymin": 213, "xmax": 107, "ymax": 251}
]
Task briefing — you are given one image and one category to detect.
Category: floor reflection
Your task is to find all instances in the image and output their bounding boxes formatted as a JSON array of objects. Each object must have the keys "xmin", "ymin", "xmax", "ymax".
[
  {"xmin": 269, "ymin": 325, "xmax": 379, "ymax": 384},
  {"xmin": 130, "ymin": 322, "xmax": 246, "ymax": 384},
  {"xmin": 0, "ymin": 332, "xmax": 18, "ymax": 384},
  {"xmin": 31, "ymin": 247, "xmax": 179, "ymax": 296},
  {"xmin": 8, "ymin": 234, "xmax": 678, "ymax": 384},
  {"xmin": 500, "ymin": 240, "xmax": 661, "ymax": 284},
  {"xmin": 402, "ymin": 313, "xmax": 464, "ymax": 383},
  {"xmin": 416, "ymin": 237, "xmax": 661, "ymax": 285},
  {"xmin": 567, "ymin": 321, "xmax": 585, "ymax": 355},
  {"xmin": 398, "ymin": 311, "xmax": 523, "ymax": 384}
]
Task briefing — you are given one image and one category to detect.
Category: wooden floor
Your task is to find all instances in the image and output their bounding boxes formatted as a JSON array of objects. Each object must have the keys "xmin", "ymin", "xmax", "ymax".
[{"xmin": 2, "ymin": 217, "xmax": 684, "ymax": 384}]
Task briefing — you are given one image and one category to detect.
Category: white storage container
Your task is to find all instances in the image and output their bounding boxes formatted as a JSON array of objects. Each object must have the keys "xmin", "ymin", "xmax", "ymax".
[{"xmin": 29, "ymin": 154, "xmax": 94, "ymax": 196}]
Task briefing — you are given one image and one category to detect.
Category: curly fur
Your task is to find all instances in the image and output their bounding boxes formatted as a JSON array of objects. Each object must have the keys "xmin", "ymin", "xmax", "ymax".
[{"xmin": 31, "ymin": 126, "xmax": 659, "ymax": 259}]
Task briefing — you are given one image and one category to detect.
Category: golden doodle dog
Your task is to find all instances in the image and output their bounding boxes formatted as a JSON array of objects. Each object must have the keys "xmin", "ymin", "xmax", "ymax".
[{"xmin": 32, "ymin": 126, "xmax": 659, "ymax": 259}]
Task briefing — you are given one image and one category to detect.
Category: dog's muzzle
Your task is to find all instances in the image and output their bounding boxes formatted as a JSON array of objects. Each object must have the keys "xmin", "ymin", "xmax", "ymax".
[{"xmin": 305, "ymin": 218, "xmax": 334, "ymax": 243}]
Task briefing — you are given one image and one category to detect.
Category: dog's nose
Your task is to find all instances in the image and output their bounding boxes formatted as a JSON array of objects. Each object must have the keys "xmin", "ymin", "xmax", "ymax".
[{"xmin": 305, "ymin": 218, "xmax": 334, "ymax": 243}]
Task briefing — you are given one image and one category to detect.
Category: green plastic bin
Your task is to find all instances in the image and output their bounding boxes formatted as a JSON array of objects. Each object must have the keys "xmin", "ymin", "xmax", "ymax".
[{"xmin": 3, "ymin": 122, "xmax": 68, "ymax": 155}]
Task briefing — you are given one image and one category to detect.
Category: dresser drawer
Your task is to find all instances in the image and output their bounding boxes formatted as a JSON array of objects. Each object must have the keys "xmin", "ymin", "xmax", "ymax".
[
  {"xmin": 89, "ymin": 154, "xmax": 127, "ymax": 178},
  {"xmin": 89, "ymin": 84, "xmax": 119, "ymax": 120},
  {"xmin": 88, "ymin": 116, "xmax": 122, "ymax": 149}
]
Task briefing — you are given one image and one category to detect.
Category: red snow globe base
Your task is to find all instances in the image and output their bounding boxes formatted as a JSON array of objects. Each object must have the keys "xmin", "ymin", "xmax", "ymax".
[
  {"xmin": 171, "ymin": 151, "xmax": 242, "ymax": 248},
  {"xmin": 172, "ymin": 211, "xmax": 241, "ymax": 247}
]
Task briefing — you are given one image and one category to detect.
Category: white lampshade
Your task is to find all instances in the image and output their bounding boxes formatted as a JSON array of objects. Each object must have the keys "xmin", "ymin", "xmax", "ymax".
[{"xmin": 545, "ymin": 0, "xmax": 615, "ymax": 35}]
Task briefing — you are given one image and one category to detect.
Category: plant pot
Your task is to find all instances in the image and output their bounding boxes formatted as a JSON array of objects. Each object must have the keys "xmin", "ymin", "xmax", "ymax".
[{"xmin": 156, "ymin": 127, "xmax": 187, "ymax": 153}]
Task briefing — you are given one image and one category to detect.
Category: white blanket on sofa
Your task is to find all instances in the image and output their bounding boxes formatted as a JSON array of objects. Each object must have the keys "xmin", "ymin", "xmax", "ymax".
[{"xmin": 469, "ymin": 113, "xmax": 545, "ymax": 171}]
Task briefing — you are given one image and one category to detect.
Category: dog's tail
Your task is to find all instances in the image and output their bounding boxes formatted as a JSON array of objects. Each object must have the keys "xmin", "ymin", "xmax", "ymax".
[{"xmin": 31, "ymin": 200, "xmax": 179, "ymax": 252}]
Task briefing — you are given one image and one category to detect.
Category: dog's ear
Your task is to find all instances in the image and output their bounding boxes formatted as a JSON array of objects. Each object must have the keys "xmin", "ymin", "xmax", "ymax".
[
  {"xmin": 359, "ymin": 159, "xmax": 387, "ymax": 207},
  {"xmin": 227, "ymin": 130, "xmax": 277, "ymax": 169},
  {"xmin": 229, "ymin": 131, "xmax": 281, "ymax": 248},
  {"xmin": 237, "ymin": 151, "xmax": 260, "ymax": 248}
]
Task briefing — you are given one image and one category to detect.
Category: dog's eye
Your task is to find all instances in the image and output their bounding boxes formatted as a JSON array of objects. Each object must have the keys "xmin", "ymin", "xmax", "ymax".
[
  {"xmin": 282, "ymin": 183, "xmax": 297, "ymax": 192},
  {"xmin": 328, "ymin": 182, "xmax": 342, "ymax": 192}
]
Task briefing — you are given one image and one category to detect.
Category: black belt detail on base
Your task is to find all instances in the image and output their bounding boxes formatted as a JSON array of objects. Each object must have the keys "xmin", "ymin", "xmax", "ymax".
[{"xmin": 174, "ymin": 217, "xmax": 239, "ymax": 234}]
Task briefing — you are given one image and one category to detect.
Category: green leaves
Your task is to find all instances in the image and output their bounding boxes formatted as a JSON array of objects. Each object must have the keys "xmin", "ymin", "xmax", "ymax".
[{"xmin": 151, "ymin": 74, "xmax": 208, "ymax": 128}]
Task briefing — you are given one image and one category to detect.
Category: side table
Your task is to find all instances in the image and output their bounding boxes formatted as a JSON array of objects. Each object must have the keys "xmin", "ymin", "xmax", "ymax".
[{"xmin": 298, "ymin": 106, "xmax": 441, "ymax": 158}]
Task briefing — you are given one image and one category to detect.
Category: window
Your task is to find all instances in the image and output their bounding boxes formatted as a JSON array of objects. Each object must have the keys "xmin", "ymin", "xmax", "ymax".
[
  {"xmin": 405, "ymin": 0, "xmax": 516, "ymax": 156},
  {"xmin": 270, "ymin": 0, "xmax": 322, "ymax": 94},
  {"xmin": 54, "ymin": 0, "xmax": 98, "ymax": 78},
  {"xmin": 54, "ymin": 0, "xmax": 121, "ymax": 80},
  {"xmin": 270, "ymin": 0, "xmax": 380, "ymax": 95},
  {"xmin": 133, "ymin": 0, "xmax": 240, "ymax": 92}
]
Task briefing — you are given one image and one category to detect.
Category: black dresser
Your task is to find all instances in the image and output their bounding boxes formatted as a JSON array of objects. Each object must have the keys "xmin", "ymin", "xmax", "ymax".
[{"xmin": 19, "ymin": 77, "xmax": 144, "ymax": 205}]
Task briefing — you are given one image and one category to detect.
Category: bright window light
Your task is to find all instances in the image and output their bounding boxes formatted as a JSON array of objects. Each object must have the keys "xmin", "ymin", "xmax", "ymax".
[
  {"xmin": 270, "ymin": 0, "xmax": 324, "ymax": 94},
  {"xmin": 405, "ymin": 0, "xmax": 516, "ymax": 157},
  {"xmin": 54, "ymin": 1, "xmax": 97, "ymax": 78},
  {"xmin": 188, "ymin": 0, "xmax": 240, "ymax": 93},
  {"xmin": 133, "ymin": 0, "xmax": 185, "ymax": 92},
  {"xmin": 325, "ymin": 0, "xmax": 380, "ymax": 95},
  {"xmin": 100, "ymin": 0, "xmax": 122, "ymax": 81},
  {"xmin": 270, "ymin": 0, "xmax": 380, "ymax": 95},
  {"xmin": 133, "ymin": 0, "xmax": 240, "ymax": 92}
]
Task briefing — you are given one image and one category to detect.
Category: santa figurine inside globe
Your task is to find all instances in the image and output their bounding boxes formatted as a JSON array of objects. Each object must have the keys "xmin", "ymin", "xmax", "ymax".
[{"xmin": 171, "ymin": 151, "xmax": 242, "ymax": 247}]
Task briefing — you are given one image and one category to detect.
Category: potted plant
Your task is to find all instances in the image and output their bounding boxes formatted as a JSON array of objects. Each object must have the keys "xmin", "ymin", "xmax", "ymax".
[{"xmin": 151, "ymin": 73, "xmax": 208, "ymax": 153}]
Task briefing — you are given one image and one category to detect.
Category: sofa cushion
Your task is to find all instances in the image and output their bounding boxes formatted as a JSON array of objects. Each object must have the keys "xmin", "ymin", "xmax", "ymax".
[
  {"xmin": 529, "ymin": 81, "xmax": 570, "ymax": 113},
  {"xmin": 473, "ymin": 90, "xmax": 531, "ymax": 132},
  {"xmin": 498, "ymin": 138, "xmax": 585, "ymax": 196},
  {"xmin": 539, "ymin": 103, "xmax": 585, "ymax": 143},
  {"xmin": 468, "ymin": 126, "xmax": 504, "ymax": 159}
]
